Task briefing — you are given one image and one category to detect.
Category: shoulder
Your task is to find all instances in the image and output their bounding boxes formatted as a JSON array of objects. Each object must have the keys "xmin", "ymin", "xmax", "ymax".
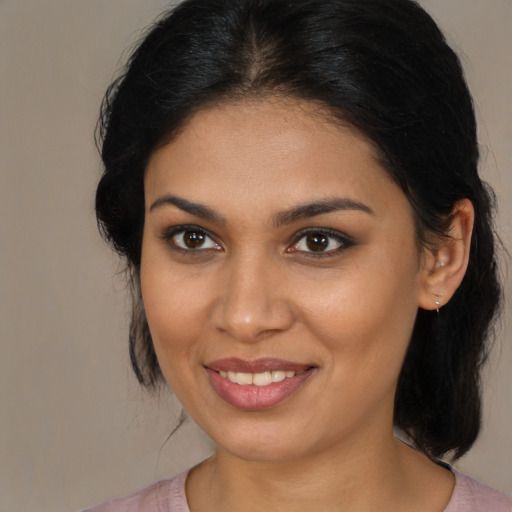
[
  {"xmin": 444, "ymin": 468, "xmax": 512, "ymax": 512},
  {"xmin": 82, "ymin": 471, "xmax": 189, "ymax": 512}
]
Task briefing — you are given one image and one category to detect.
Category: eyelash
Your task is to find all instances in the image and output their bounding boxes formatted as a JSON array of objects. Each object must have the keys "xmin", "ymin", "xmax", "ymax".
[
  {"xmin": 287, "ymin": 228, "xmax": 354, "ymax": 258},
  {"xmin": 160, "ymin": 225, "xmax": 354, "ymax": 258},
  {"xmin": 160, "ymin": 225, "xmax": 221, "ymax": 255}
]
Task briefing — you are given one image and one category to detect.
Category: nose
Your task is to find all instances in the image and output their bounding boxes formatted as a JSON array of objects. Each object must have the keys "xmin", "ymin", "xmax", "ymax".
[{"xmin": 210, "ymin": 253, "xmax": 295, "ymax": 343}]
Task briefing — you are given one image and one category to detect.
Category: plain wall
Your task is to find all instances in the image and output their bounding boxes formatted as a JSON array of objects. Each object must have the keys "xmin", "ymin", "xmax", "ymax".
[{"xmin": 1, "ymin": 1, "xmax": 510, "ymax": 511}]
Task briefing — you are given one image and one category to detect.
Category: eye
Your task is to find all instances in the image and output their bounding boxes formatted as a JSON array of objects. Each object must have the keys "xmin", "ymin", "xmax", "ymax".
[
  {"xmin": 164, "ymin": 227, "xmax": 221, "ymax": 251},
  {"xmin": 289, "ymin": 229, "xmax": 352, "ymax": 256}
]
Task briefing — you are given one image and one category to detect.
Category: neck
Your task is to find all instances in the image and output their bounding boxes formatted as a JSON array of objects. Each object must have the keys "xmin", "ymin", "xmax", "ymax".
[
  {"xmin": 219, "ymin": 440, "xmax": 400, "ymax": 510},
  {"xmin": 186, "ymin": 427, "xmax": 448, "ymax": 512}
]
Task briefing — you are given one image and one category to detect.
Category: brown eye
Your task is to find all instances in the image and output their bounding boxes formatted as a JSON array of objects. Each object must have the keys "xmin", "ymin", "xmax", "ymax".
[
  {"xmin": 183, "ymin": 231, "xmax": 206, "ymax": 248},
  {"xmin": 171, "ymin": 229, "xmax": 219, "ymax": 251},
  {"xmin": 291, "ymin": 230, "xmax": 349, "ymax": 255},
  {"xmin": 305, "ymin": 233, "xmax": 329, "ymax": 252}
]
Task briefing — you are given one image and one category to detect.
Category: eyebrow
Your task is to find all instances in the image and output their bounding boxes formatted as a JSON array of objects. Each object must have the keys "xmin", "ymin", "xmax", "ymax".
[
  {"xmin": 149, "ymin": 194, "xmax": 226, "ymax": 224},
  {"xmin": 273, "ymin": 197, "xmax": 374, "ymax": 226},
  {"xmin": 149, "ymin": 194, "xmax": 374, "ymax": 225}
]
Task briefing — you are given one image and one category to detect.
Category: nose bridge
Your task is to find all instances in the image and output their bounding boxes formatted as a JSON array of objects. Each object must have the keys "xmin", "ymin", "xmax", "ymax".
[{"xmin": 211, "ymin": 248, "xmax": 294, "ymax": 341}]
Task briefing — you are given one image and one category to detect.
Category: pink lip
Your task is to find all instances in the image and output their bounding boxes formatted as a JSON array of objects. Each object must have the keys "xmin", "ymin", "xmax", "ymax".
[
  {"xmin": 206, "ymin": 357, "xmax": 312, "ymax": 373},
  {"xmin": 205, "ymin": 358, "xmax": 315, "ymax": 411}
]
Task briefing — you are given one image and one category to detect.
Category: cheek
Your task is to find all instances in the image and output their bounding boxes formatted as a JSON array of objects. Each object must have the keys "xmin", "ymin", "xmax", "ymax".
[
  {"xmin": 143, "ymin": 274, "xmax": 207, "ymax": 334},
  {"xmin": 141, "ymin": 282, "xmax": 207, "ymax": 406},
  {"xmin": 295, "ymin": 253, "xmax": 420, "ymax": 375},
  {"xmin": 139, "ymin": 249, "xmax": 213, "ymax": 383}
]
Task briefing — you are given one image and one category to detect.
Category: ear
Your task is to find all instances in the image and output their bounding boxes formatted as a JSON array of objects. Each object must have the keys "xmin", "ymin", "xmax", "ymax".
[{"xmin": 417, "ymin": 199, "xmax": 474, "ymax": 311}]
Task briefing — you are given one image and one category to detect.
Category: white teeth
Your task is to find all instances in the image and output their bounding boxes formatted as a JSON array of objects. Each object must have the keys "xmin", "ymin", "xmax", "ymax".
[
  {"xmin": 220, "ymin": 370, "xmax": 297, "ymax": 386},
  {"xmin": 253, "ymin": 371, "xmax": 272, "ymax": 386},
  {"xmin": 236, "ymin": 372, "xmax": 253, "ymax": 385},
  {"xmin": 271, "ymin": 370, "xmax": 286, "ymax": 383}
]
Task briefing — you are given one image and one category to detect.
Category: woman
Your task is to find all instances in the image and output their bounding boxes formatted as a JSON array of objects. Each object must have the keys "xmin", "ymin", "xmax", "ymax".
[{"xmin": 88, "ymin": 0, "xmax": 511, "ymax": 510}]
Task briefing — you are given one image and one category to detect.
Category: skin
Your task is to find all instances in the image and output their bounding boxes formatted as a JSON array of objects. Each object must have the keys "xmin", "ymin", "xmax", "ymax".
[{"xmin": 141, "ymin": 99, "xmax": 473, "ymax": 512}]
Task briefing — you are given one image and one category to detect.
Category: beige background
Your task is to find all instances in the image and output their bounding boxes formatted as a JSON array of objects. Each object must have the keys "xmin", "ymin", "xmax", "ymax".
[{"xmin": 1, "ymin": 1, "xmax": 510, "ymax": 511}]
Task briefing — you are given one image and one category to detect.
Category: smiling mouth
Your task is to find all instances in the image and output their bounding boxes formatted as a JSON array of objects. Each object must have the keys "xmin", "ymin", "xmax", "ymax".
[
  {"xmin": 218, "ymin": 369, "xmax": 306, "ymax": 386},
  {"xmin": 205, "ymin": 358, "xmax": 316, "ymax": 410}
]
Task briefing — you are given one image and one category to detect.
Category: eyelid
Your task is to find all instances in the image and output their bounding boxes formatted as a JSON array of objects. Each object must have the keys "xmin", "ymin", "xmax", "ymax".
[
  {"xmin": 287, "ymin": 227, "xmax": 354, "ymax": 256},
  {"xmin": 159, "ymin": 224, "xmax": 353, "ymax": 257},
  {"xmin": 160, "ymin": 224, "xmax": 222, "ymax": 252}
]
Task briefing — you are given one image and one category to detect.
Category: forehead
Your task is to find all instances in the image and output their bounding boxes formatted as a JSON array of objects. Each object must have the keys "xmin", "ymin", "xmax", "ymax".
[{"xmin": 144, "ymin": 98, "xmax": 405, "ymax": 220}]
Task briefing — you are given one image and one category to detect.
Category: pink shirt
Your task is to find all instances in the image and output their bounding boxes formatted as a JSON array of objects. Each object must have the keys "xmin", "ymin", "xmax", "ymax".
[{"xmin": 84, "ymin": 468, "xmax": 512, "ymax": 511}]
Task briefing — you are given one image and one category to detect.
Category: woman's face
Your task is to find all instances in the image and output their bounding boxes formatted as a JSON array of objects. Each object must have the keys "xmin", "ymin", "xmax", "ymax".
[{"xmin": 141, "ymin": 99, "xmax": 429, "ymax": 463}]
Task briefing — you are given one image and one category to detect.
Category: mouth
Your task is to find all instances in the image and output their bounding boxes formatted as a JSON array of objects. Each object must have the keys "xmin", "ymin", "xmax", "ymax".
[
  {"xmin": 205, "ymin": 358, "xmax": 316, "ymax": 410},
  {"xmin": 218, "ymin": 368, "xmax": 304, "ymax": 386}
]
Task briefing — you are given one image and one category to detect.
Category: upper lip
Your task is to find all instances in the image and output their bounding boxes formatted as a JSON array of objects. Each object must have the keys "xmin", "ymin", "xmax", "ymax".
[{"xmin": 206, "ymin": 357, "xmax": 314, "ymax": 373}]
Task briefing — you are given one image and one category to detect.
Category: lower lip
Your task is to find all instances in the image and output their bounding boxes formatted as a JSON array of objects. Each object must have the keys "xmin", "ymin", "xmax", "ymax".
[{"xmin": 206, "ymin": 368, "xmax": 314, "ymax": 410}]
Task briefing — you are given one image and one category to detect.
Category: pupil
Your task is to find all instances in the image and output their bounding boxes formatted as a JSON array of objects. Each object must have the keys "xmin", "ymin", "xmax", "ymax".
[
  {"xmin": 184, "ymin": 231, "xmax": 205, "ymax": 248},
  {"xmin": 306, "ymin": 233, "xmax": 328, "ymax": 252}
]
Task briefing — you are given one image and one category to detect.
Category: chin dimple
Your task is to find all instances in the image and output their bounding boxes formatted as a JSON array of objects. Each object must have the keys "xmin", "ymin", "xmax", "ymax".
[{"xmin": 219, "ymin": 370, "xmax": 297, "ymax": 386}]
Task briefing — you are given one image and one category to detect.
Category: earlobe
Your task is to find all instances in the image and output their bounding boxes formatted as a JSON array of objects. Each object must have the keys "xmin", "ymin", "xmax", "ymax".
[{"xmin": 418, "ymin": 199, "xmax": 475, "ymax": 311}]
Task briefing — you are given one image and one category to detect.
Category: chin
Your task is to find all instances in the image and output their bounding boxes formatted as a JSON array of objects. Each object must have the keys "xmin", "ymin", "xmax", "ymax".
[
  {"xmin": 222, "ymin": 439, "xmax": 304, "ymax": 463},
  {"xmin": 204, "ymin": 417, "xmax": 320, "ymax": 464}
]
